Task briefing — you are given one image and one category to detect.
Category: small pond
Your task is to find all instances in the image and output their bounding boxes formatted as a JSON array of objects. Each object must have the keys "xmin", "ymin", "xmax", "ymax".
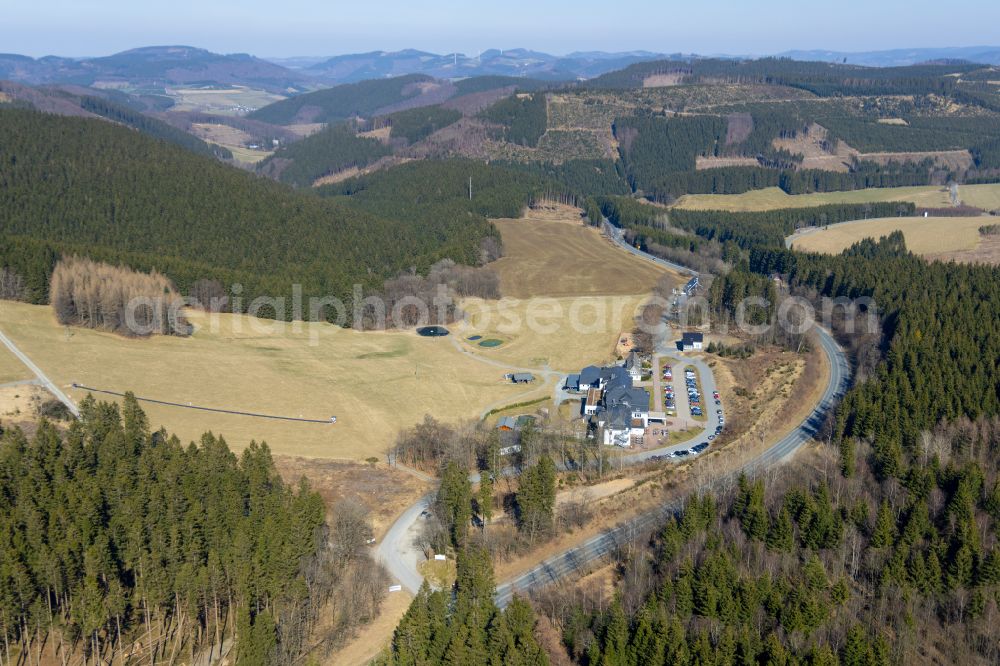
[{"xmin": 416, "ymin": 326, "xmax": 450, "ymax": 337}]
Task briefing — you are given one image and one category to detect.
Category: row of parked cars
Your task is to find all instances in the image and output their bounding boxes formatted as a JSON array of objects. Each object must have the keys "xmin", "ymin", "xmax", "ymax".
[
  {"xmin": 663, "ymin": 364, "xmax": 676, "ymax": 414},
  {"xmin": 652, "ymin": 384, "xmax": 725, "ymax": 461},
  {"xmin": 685, "ymin": 368, "xmax": 703, "ymax": 417}
]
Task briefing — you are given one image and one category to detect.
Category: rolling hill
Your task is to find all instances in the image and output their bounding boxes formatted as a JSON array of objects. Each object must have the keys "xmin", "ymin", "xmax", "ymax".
[
  {"xmin": 0, "ymin": 107, "xmax": 497, "ymax": 318},
  {"xmin": 246, "ymin": 74, "xmax": 446, "ymax": 124},
  {"xmin": 0, "ymin": 80, "xmax": 230, "ymax": 158},
  {"xmin": 0, "ymin": 46, "xmax": 311, "ymax": 93},
  {"xmin": 298, "ymin": 48, "xmax": 672, "ymax": 84}
]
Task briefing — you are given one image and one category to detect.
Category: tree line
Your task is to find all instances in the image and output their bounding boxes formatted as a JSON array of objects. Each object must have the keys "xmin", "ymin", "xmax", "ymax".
[
  {"xmin": 50, "ymin": 256, "xmax": 189, "ymax": 336},
  {"xmin": 668, "ymin": 202, "xmax": 915, "ymax": 249}
]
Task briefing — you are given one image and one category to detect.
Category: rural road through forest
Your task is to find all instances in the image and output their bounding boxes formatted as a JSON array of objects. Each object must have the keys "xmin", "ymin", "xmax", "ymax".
[
  {"xmin": 377, "ymin": 226, "xmax": 852, "ymax": 607},
  {"xmin": 494, "ymin": 323, "xmax": 849, "ymax": 606}
]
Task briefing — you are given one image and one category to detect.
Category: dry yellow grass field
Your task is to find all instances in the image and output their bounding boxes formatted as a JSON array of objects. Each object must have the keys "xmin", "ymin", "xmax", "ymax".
[
  {"xmin": 166, "ymin": 86, "xmax": 286, "ymax": 115},
  {"xmin": 0, "ymin": 302, "xmax": 529, "ymax": 460},
  {"xmin": 0, "ymin": 344, "xmax": 32, "ymax": 384},
  {"xmin": 959, "ymin": 184, "xmax": 1000, "ymax": 211},
  {"xmin": 790, "ymin": 216, "xmax": 990, "ymax": 255},
  {"xmin": 225, "ymin": 145, "xmax": 274, "ymax": 164},
  {"xmin": 490, "ymin": 204, "xmax": 671, "ymax": 298},
  {"xmin": 189, "ymin": 123, "xmax": 273, "ymax": 164},
  {"xmin": 458, "ymin": 294, "xmax": 648, "ymax": 371},
  {"xmin": 459, "ymin": 204, "xmax": 678, "ymax": 370},
  {"xmin": 674, "ymin": 185, "xmax": 953, "ymax": 211},
  {"xmin": 0, "ymin": 204, "xmax": 673, "ymax": 458}
]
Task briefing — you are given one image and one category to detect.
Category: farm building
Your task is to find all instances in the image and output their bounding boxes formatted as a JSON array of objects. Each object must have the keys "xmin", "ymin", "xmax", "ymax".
[
  {"xmin": 511, "ymin": 372, "xmax": 535, "ymax": 383},
  {"xmin": 497, "ymin": 414, "xmax": 536, "ymax": 432},
  {"xmin": 564, "ymin": 373, "xmax": 581, "ymax": 391},
  {"xmin": 679, "ymin": 332, "xmax": 703, "ymax": 351}
]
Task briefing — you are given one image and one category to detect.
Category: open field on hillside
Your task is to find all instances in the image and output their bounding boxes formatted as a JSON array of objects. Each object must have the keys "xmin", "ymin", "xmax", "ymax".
[
  {"xmin": 695, "ymin": 156, "xmax": 759, "ymax": 170},
  {"xmin": 0, "ymin": 302, "xmax": 530, "ymax": 460},
  {"xmin": 189, "ymin": 122, "xmax": 273, "ymax": 163},
  {"xmin": 790, "ymin": 216, "xmax": 991, "ymax": 256},
  {"xmin": 286, "ymin": 123, "xmax": 326, "ymax": 137},
  {"xmin": 165, "ymin": 86, "xmax": 286, "ymax": 115},
  {"xmin": 643, "ymin": 73, "xmax": 685, "ymax": 88},
  {"xmin": 458, "ymin": 294, "xmax": 648, "ymax": 371},
  {"xmin": 674, "ymin": 185, "xmax": 955, "ymax": 211},
  {"xmin": 0, "ymin": 344, "xmax": 32, "ymax": 384},
  {"xmin": 458, "ymin": 204, "xmax": 678, "ymax": 370},
  {"xmin": 490, "ymin": 204, "xmax": 671, "ymax": 298},
  {"xmin": 0, "ymin": 205, "xmax": 674, "ymax": 457},
  {"xmin": 960, "ymin": 184, "xmax": 1000, "ymax": 211}
]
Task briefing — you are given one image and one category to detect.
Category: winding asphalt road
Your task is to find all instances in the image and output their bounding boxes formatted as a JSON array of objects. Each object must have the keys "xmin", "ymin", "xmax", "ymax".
[
  {"xmin": 494, "ymin": 324, "xmax": 849, "ymax": 606},
  {"xmin": 378, "ymin": 224, "xmax": 851, "ymax": 607}
]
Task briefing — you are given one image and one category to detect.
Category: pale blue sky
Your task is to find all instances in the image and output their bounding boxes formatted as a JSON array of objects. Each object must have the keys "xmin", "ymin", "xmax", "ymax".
[{"xmin": 3, "ymin": 0, "xmax": 999, "ymax": 58}]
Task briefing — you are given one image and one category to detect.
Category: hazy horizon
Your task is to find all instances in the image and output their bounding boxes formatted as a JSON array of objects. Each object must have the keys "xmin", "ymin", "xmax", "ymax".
[{"xmin": 4, "ymin": 0, "xmax": 1000, "ymax": 59}]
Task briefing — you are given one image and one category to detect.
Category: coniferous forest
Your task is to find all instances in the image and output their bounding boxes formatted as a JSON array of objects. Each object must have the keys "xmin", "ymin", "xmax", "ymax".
[
  {"xmin": 4, "ymin": 52, "xmax": 1000, "ymax": 665},
  {"xmin": 0, "ymin": 395, "xmax": 385, "ymax": 666},
  {"xmin": 0, "ymin": 108, "xmax": 500, "ymax": 322}
]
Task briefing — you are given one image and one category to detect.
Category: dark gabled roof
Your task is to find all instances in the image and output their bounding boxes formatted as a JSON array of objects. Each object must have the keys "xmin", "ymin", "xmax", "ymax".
[
  {"xmin": 627, "ymin": 388, "xmax": 650, "ymax": 410},
  {"xmin": 681, "ymin": 332, "xmax": 703, "ymax": 343},
  {"xmin": 565, "ymin": 373, "xmax": 580, "ymax": 388},
  {"xmin": 512, "ymin": 372, "xmax": 534, "ymax": 382},
  {"xmin": 604, "ymin": 384, "xmax": 628, "ymax": 405},
  {"xmin": 605, "ymin": 404, "xmax": 632, "ymax": 430},
  {"xmin": 605, "ymin": 385, "xmax": 649, "ymax": 412},
  {"xmin": 580, "ymin": 365, "xmax": 601, "ymax": 385},
  {"xmin": 602, "ymin": 365, "xmax": 630, "ymax": 386}
]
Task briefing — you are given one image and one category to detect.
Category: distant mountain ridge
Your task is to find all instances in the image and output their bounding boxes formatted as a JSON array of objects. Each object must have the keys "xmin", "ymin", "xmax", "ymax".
[
  {"xmin": 292, "ymin": 48, "xmax": 679, "ymax": 84},
  {"xmin": 778, "ymin": 46, "xmax": 1000, "ymax": 67},
  {"xmin": 0, "ymin": 46, "xmax": 312, "ymax": 93},
  {"xmin": 2, "ymin": 45, "xmax": 998, "ymax": 94}
]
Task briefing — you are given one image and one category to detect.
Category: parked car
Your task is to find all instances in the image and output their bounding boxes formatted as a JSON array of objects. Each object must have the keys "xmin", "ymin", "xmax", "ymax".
[
  {"xmin": 692, "ymin": 442, "xmax": 709, "ymax": 452},
  {"xmin": 675, "ymin": 449, "xmax": 690, "ymax": 457}
]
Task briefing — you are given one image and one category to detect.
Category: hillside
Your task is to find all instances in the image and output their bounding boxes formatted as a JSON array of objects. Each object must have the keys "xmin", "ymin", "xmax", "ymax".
[
  {"xmin": 247, "ymin": 74, "xmax": 447, "ymax": 124},
  {"xmin": 297, "ymin": 48, "xmax": 667, "ymax": 84},
  {"xmin": 0, "ymin": 81, "xmax": 231, "ymax": 158},
  {"xmin": 0, "ymin": 107, "xmax": 496, "ymax": 318},
  {"xmin": 0, "ymin": 45, "xmax": 310, "ymax": 93},
  {"xmin": 257, "ymin": 123, "xmax": 392, "ymax": 186}
]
